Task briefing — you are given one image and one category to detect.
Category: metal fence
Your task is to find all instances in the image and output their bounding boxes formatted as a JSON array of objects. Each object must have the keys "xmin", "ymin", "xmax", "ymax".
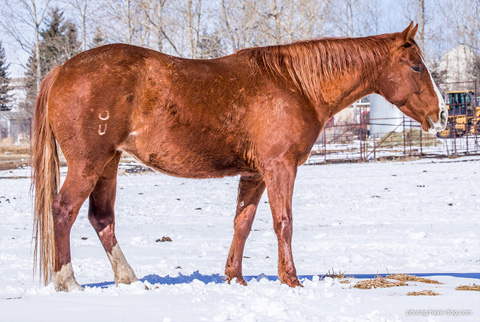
[
  {"xmin": 307, "ymin": 116, "xmax": 479, "ymax": 165},
  {"xmin": 307, "ymin": 81, "xmax": 480, "ymax": 164}
]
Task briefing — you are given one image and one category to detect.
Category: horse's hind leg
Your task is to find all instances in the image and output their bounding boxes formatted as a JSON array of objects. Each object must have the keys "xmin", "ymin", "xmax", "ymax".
[
  {"xmin": 87, "ymin": 151, "xmax": 137, "ymax": 285},
  {"xmin": 53, "ymin": 162, "xmax": 108, "ymax": 291},
  {"xmin": 225, "ymin": 175, "xmax": 265, "ymax": 285}
]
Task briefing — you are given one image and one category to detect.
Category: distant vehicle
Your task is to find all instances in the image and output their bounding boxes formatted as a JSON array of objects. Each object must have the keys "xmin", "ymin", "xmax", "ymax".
[{"xmin": 437, "ymin": 90, "xmax": 480, "ymax": 138}]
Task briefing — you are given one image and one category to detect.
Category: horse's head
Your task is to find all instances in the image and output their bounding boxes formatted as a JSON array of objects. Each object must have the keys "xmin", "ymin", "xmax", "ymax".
[{"xmin": 378, "ymin": 22, "xmax": 447, "ymax": 132}]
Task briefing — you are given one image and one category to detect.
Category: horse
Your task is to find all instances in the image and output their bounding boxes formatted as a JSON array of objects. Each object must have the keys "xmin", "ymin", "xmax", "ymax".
[{"xmin": 32, "ymin": 22, "xmax": 447, "ymax": 291}]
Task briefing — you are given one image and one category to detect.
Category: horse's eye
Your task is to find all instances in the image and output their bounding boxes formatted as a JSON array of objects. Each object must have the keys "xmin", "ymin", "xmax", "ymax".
[{"xmin": 411, "ymin": 65, "xmax": 422, "ymax": 72}]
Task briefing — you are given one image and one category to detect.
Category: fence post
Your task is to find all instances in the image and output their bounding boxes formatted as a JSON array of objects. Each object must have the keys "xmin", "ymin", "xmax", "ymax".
[
  {"xmin": 466, "ymin": 95, "xmax": 469, "ymax": 154},
  {"xmin": 453, "ymin": 98, "xmax": 457, "ymax": 156},
  {"xmin": 409, "ymin": 118, "xmax": 412, "ymax": 156},
  {"xmin": 359, "ymin": 107, "xmax": 363, "ymax": 161},
  {"xmin": 323, "ymin": 129, "xmax": 326, "ymax": 162},
  {"xmin": 419, "ymin": 125, "xmax": 422, "ymax": 155},
  {"xmin": 475, "ymin": 81, "xmax": 479, "ymax": 151},
  {"xmin": 402, "ymin": 115, "xmax": 406, "ymax": 157}
]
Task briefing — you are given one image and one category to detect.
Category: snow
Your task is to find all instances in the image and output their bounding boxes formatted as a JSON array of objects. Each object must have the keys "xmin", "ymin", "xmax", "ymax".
[
  {"xmin": 307, "ymin": 137, "xmax": 480, "ymax": 164},
  {"xmin": 1, "ymin": 157, "xmax": 479, "ymax": 321}
]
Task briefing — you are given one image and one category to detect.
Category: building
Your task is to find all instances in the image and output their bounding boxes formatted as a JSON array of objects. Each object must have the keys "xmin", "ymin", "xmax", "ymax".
[
  {"xmin": 440, "ymin": 45, "xmax": 476, "ymax": 85},
  {"xmin": 0, "ymin": 110, "xmax": 31, "ymax": 143}
]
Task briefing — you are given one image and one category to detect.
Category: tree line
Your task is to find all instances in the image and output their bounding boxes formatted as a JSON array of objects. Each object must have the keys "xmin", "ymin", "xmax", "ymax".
[{"xmin": 0, "ymin": 0, "xmax": 479, "ymax": 114}]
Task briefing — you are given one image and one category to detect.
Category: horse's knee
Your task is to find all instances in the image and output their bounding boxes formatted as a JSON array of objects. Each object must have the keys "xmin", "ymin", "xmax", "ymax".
[
  {"xmin": 52, "ymin": 193, "xmax": 76, "ymax": 228},
  {"xmin": 273, "ymin": 218, "xmax": 292, "ymax": 238},
  {"xmin": 233, "ymin": 215, "xmax": 253, "ymax": 233}
]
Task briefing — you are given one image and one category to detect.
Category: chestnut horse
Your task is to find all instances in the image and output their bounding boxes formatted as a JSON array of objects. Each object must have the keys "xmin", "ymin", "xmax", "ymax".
[{"xmin": 32, "ymin": 22, "xmax": 447, "ymax": 291}]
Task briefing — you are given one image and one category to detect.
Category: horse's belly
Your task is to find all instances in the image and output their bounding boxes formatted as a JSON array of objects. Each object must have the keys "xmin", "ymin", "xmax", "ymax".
[
  {"xmin": 150, "ymin": 153, "xmax": 245, "ymax": 178},
  {"xmin": 121, "ymin": 140, "xmax": 251, "ymax": 179}
]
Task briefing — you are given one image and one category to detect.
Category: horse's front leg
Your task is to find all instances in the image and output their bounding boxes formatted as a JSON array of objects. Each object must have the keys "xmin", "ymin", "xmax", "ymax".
[
  {"xmin": 225, "ymin": 175, "xmax": 266, "ymax": 285},
  {"xmin": 263, "ymin": 160, "xmax": 302, "ymax": 287}
]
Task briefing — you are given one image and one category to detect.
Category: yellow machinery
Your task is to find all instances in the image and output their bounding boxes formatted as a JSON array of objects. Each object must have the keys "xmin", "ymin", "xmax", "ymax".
[{"xmin": 438, "ymin": 90, "xmax": 480, "ymax": 138}]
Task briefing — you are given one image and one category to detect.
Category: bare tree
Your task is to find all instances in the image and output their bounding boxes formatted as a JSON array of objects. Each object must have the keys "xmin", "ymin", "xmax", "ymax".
[
  {"xmin": 329, "ymin": 0, "xmax": 376, "ymax": 37},
  {"xmin": 97, "ymin": 0, "xmax": 139, "ymax": 44},
  {"xmin": 69, "ymin": 0, "xmax": 88, "ymax": 51},
  {"xmin": 1, "ymin": 0, "xmax": 52, "ymax": 94},
  {"xmin": 437, "ymin": 0, "xmax": 479, "ymax": 83},
  {"xmin": 221, "ymin": 0, "xmax": 260, "ymax": 50},
  {"xmin": 140, "ymin": 0, "xmax": 172, "ymax": 52},
  {"xmin": 219, "ymin": 0, "xmax": 331, "ymax": 51},
  {"xmin": 256, "ymin": 0, "xmax": 330, "ymax": 45},
  {"xmin": 185, "ymin": 0, "xmax": 202, "ymax": 58},
  {"xmin": 402, "ymin": 0, "xmax": 426, "ymax": 52}
]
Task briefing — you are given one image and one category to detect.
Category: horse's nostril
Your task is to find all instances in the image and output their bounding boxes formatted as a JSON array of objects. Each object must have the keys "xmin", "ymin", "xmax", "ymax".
[{"xmin": 440, "ymin": 110, "xmax": 447, "ymax": 122}]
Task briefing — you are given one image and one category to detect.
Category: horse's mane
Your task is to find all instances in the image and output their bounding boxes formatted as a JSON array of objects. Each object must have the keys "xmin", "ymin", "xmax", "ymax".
[{"xmin": 238, "ymin": 34, "xmax": 397, "ymax": 102}]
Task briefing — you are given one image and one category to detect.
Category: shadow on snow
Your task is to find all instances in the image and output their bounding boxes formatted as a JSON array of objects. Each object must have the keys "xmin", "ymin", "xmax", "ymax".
[{"xmin": 82, "ymin": 271, "xmax": 480, "ymax": 289}]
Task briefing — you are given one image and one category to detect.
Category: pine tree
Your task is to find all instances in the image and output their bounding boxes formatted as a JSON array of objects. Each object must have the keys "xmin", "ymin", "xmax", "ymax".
[
  {"xmin": 25, "ymin": 8, "xmax": 81, "ymax": 102},
  {"xmin": 0, "ymin": 42, "xmax": 12, "ymax": 111},
  {"xmin": 91, "ymin": 26, "xmax": 107, "ymax": 48}
]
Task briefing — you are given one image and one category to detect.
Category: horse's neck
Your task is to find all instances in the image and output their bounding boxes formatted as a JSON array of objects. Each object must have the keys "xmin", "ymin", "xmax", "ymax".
[
  {"xmin": 322, "ymin": 74, "xmax": 376, "ymax": 119},
  {"xmin": 315, "ymin": 68, "xmax": 377, "ymax": 121},
  {"xmin": 309, "ymin": 38, "xmax": 386, "ymax": 120}
]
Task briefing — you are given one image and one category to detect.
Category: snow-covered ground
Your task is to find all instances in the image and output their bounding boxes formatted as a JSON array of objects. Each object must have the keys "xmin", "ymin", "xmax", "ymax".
[
  {"xmin": 1, "ymin": 157, "xmax": 479, "ymax": 321},
  {"xmin": 307, "ymin": 137, "xmax": 480, "ymax": 164}
]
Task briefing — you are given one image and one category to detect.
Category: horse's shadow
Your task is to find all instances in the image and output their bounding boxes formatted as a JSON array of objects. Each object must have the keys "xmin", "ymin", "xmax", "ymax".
[
  {"xmin": 82, "ymin": 271, "xmax": 284, "ymax": 289},
  {"xmin": 83, "ymin": 272, "xmax": 480, "ymax": 289}
]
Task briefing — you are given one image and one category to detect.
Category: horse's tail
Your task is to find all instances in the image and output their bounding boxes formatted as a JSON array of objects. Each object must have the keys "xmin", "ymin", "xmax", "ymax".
[{"xmin": 31, "ymin": 65, "xmax": 61, "ymax": 285}]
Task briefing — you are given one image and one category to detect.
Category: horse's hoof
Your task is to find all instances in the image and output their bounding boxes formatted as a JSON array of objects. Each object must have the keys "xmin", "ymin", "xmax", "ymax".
[
  {"xmin": 224, "ymin": 273, "xmax": 248, "ymax": 286},
  {"xmin": 289, "ymin": 279, "xmax": 304, "ymax": 288},
  {"xmin": 115, "ymin": 274, "xmax": 139, "ymax": 285},
  {"xmin": 233, "ymin": 277, "xmax": 248, "ymax": 286},
  {"xmin": 54, "ymin": 263, "xmax": 84, "ymax": 292},
  {"xmin": 54, "ymin": 278, "xmax": 84, "ymax": 292},
  {"xmin": 226, "ymin": 277, "xmax": 248, "ymax": 286},
  {"xmin": 280, "ymin": 275, "xmax": 303, "ymax": 287}
]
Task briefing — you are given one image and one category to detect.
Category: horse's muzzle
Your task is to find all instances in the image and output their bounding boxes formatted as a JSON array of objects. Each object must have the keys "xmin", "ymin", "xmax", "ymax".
[{"xmin": 427, "ymin": 107, "xmax": 448, "ymax": 133}]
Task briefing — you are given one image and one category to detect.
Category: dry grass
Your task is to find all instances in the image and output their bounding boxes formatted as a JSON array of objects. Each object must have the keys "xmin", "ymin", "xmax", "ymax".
[
  {"xmin": 353, "ymin": 274, "xmax": 443, "ymax": 289},
  {"xmin": 353, "ymin": 276, "xmax": 407, "ymax": 289},
  {"xmin": 456, "ymin": 284, "xmax": 480, "ymax": 291},
  {"xmin": 380, "ymin": 129, "xmax": 442, "ymax": 147},
  {"xmin": 0, "ymin": 141, "xmax": 30, "ymax": 155},
  {"xmin": 0, "ymin": 161, "xmax": 30, "ymax": 171},
  {"xmin": 321, "ymin": 269, "xmax": 352, "ymax": 284},
  {"xmin": 386, "ymin": 274, "xmax": 442, "ymax": 284},
  {"xmin": 407, "ymin": 290, "xmax": 441, "ymax": 296},
  {"xmin": 322, "ymin": 269, "xmax": 345, "ymax": 279},
  {"xmin": 0, "ymin": 141, "xmax": 31, "ymax": 171}
]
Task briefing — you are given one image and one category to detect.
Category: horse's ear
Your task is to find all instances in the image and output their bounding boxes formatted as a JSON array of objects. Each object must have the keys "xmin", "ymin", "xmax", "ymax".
[
  {"xmin": 410, "ymin": 24, "xmax": 419, "ymax": 40},
  {"xmin": 401, "ymin": 21, "xmax": 414, "ymax": 43}
]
